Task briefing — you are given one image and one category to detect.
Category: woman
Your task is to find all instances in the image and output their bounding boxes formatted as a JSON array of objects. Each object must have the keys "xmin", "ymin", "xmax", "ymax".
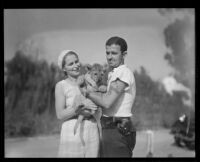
[{"xmin": 55, "ymin": 50, "xmax": 100, "ymax": 157}]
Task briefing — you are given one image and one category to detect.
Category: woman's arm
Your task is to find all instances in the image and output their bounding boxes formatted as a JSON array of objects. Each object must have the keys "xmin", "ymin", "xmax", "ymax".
[
  {"xmin": 55, "ymin": 82, "xmax": 95, "ymax": 121},
  {"xmin": 55, "ymin": 82, "xmax": 78, "ymax": 121}
]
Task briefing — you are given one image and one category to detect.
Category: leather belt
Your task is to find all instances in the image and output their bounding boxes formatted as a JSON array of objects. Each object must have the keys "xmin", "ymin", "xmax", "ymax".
[
  {"xmin": 101, "ymin": 116, "xmax": 131, "ymax": 129},
  {"xmin": 101, "ymin": 116, "xmax": 131, "ymax": 122},
  {"xmin": 70, "ymin": 115, "xmax": 93, "ymax": 121}
]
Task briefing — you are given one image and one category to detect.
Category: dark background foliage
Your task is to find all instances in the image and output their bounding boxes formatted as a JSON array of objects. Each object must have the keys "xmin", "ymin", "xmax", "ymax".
[{"xmin": 4, "ymin": 51, "xmax": 191, "ymax": 137}]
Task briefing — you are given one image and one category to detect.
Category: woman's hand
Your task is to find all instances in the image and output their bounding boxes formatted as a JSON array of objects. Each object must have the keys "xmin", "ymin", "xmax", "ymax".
[
  {"xmin": 79, "ymin": 108, "xmax": 93, "ymax": 117},
  {"xmin": 75, "ymin": 105, "xmax": 93, "ymax": 117},
  {"xmin": 84, "ymin": 73, "xmax": 97, "ymax": 88},
  {"xmin": 82, "ymin": 98, "xmax": 97, "ymax": 111},
  {"xmin": 79, "ymin": 87, "xmax": 87, "ymax": 97},
  {"xmin": 77, "ymin": 75, "xmax": 85, "ymax": 87},
  {"xmin": 75, "ymin": 98, "xmax": 97, "ymax": 117}
]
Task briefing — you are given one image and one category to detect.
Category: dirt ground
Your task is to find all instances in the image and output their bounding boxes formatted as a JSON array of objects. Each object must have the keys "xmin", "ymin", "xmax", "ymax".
[{"xmin": 4, "ymin": 129, "xmax": 195, "ymax": 158}]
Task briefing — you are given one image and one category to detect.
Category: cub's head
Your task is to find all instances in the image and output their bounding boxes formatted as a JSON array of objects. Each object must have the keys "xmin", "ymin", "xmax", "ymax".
[{"xmin": 85, "ymin": 63, "xmax": 105, "ymax": 86}]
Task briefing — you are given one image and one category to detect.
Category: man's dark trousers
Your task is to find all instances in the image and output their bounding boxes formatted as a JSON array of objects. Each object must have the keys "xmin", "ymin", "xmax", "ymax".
[{"xmin": 100, "ymin": 117, "xmax": 136, "ymax": 157}]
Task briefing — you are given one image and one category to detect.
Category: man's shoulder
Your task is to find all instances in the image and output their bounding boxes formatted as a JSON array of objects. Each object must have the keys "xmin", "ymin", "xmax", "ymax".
[
  {"xmin": 123, "ymin": 65, "xmax": 132, "ymax": 72},
  {"xmin": 109, "ymin": 65, "xmax": 134, "ymax": 84},
  {"xmin": 117, "ymin": 65, "xmax": 133, "ymax": 75}
]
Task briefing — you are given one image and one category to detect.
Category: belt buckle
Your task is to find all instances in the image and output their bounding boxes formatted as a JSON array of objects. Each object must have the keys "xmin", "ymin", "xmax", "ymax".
[{"xmin": 102, "ymin": 116, "xmax": 115, "ymax": 128}]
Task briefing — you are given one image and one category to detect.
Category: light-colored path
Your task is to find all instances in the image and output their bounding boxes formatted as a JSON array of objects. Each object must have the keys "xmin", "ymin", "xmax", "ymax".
[
  {"xmin": 5, "ymin": 129, "xmax": 195, "ymax": 158},
  {"xmin": 133, "ymin": 129, "xmax": 195, "ymax": 157}
]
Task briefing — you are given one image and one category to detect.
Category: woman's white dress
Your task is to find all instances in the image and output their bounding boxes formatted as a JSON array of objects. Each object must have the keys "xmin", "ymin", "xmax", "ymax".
[{"xmin": 57, "ymin": 79, "xmax": 99, "ymax": 157}]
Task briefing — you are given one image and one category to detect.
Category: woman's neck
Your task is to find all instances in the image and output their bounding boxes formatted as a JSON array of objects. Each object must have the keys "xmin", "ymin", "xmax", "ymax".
[{"xmin": 67, "ymin": 75, "xmax": 78, "ymax": 83}]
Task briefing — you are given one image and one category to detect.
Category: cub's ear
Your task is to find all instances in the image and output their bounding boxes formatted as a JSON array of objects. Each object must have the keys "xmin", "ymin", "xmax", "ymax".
[
  {"xmin": 102, "ymin": 65, "xmax": 108, "ymax": 73},
  {"xmin": 101, "ymin": 68, "xmax": 107, "ymax": 77},
  {"xmin": 85, "ymin": 64, "xmax": 92, "ymax": 72}
]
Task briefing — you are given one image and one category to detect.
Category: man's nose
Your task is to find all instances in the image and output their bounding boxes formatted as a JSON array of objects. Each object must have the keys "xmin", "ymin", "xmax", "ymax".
[{"xmin": 107, "ymin": 53, "xmax": 112, "ymax": 59}]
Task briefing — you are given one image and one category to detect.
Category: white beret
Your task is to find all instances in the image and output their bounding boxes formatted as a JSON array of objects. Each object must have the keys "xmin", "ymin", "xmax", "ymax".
[{"xmin": 57, "ymin": 50, "xmax": 74, "ymax": 70}]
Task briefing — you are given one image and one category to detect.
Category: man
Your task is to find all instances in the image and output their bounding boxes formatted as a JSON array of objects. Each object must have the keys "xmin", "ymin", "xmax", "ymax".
[{"xmin": 85, "ymin": 36, "xmax": 136, "ymax": 157}]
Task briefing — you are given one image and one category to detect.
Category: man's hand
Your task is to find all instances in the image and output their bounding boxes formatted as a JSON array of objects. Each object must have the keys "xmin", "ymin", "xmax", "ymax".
[
  {"xmin": 86, "ymin": 84, "xmax": 98, "ymax": 93},
  {"xmin": 98, "ymin": 85, "xmax": 107, "ymax": 92}
]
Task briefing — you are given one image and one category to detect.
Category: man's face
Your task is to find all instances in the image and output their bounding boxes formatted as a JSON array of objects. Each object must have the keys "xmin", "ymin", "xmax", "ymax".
[{"xmin": 106, "ymin": 44, "xmax": 125, "ymax": 69}]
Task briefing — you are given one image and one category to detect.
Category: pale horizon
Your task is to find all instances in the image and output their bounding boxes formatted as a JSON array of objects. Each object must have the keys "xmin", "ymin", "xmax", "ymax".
[{"xmin": 4, "ymin": 9, "xmax": 194, "ymax": 81}]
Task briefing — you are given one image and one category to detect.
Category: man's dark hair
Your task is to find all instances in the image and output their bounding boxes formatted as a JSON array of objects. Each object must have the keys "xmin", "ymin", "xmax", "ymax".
[{"xmin": 105, "ymin": 36, "xmax": 128, "ymax": 53}]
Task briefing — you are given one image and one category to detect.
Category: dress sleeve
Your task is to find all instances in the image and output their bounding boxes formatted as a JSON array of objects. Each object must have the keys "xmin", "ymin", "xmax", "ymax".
[{"xmin": 59, "ymin": 80, "xmax": 70, "ymax": 98}]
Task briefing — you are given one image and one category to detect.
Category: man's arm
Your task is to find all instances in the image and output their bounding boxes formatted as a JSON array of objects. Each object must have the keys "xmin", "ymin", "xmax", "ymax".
[{"xmin": 87, "ymin": 78, "xmax": 128, "ymax": 109}]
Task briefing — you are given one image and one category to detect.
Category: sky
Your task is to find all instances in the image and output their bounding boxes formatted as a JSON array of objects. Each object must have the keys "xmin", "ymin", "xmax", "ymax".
[{"xmin": 4, "ymin": 9, "xmax": 186, "ymax": 81}]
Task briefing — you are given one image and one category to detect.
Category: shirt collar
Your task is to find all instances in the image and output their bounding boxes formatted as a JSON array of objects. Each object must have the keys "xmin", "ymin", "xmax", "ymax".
[{"xmin": 111, "ymin": 64, "xmax": 126, "ymax": 73}]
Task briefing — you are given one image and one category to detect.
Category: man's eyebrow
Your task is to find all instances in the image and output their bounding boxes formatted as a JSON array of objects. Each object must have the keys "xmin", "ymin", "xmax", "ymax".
[{"xmin": 107, "ymin": 51, "xmax": 117, "ymax": 54}]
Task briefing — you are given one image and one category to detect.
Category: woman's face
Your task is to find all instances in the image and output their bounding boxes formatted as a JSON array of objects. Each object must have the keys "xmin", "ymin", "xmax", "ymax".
[{"xmin": 63, "ymin": 54, "xmax": 81, "ymax": 78}]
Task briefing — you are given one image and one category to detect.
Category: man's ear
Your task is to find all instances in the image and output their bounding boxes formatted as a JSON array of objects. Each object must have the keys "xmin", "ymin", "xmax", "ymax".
[
  {"xmin": 85, "ymin": 64, "xmax": 92, "ymax": 72},
  {"xmin": 122, "ymin": 51, "xmax": 127, "ymax": 58}
]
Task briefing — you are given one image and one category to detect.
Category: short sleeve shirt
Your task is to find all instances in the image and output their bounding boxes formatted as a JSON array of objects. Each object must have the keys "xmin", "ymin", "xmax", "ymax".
[{"xmin": 103, "ymin": 65, "xmax": 136, "ymax": 117}]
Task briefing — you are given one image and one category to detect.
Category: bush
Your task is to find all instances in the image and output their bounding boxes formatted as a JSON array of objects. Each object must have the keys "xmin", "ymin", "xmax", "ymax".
[
  {"xmin": 4, "ymin": 51, "xmax": 191, "ymax": 137},
  {"xmin": 4, "ymin": 51, "xmax": 61, "ymax": 137}
]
